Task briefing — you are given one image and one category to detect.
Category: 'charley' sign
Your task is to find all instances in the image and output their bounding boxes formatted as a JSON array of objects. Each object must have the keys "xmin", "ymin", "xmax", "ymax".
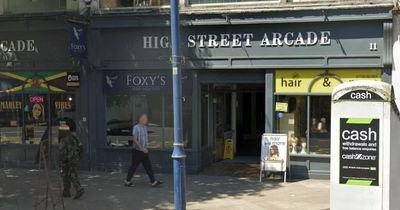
[{"xmin": 143, "ymin": 31, "xmax": 331, "ymax": 49}]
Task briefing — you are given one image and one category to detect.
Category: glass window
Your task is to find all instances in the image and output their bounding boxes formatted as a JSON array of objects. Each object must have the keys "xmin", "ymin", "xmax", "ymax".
[
  {"xmin": 1, "ymin": 0, "xmax": 78, "ymax": 15},
  {"xmin": 106, "ymin": 94, "xmax": 162, "ymax": 148},
  {"xmin": 190, "ymin": 0, "xmax": 276, "ymax": 5},
  {"xmin": 0, "ymin": 93, "xmax": 77, "ymax": 145},
  {"xmin": 104, "ymin": 70, "xmax": 193, "ymax": 150},
  {"xmin": 100, "ymin": 0, "xmax": 170, "ymax": 9},
  {"xmin": 275, "ymin": 95, "xmax": 331, "ymax": 155},
  {"xmin": 275, "ymin": 96, "xmax": 307, "ymax": 155},
  {"xmin": 201, "ymin": 86, "xmax": 210, "ymax": 147},
  {"xmin": 0, "ymin": 94, "xmax": 23, "ymax": 144},
  {"xmin": 309, "ymin": 96, "xmax": 331, "ymax": 155},
  {"xmin": 50, "ymin": 94, "xmax": 76, "ymax": 145},
  {"xmin": 164, "ymin": 94, "xmax": 192, "ymax": 149}
]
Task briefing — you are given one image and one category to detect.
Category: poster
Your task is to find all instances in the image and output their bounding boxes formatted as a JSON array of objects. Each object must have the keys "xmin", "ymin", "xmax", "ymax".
[
  {"xmin": 339, "ymin": 118, "xmax": 379, "ymax": 186},
  {"xmin": 275, "ymin": 102, "xmax": 288, "ymax": 112},
  {"xmin": 260, "ymin": 133, "xmax": 288, "ymax": 172}
]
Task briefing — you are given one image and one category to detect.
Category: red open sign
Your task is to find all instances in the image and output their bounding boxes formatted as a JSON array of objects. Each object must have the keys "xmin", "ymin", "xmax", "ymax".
[
  {"xmin": 29, "ymin": 96, "xmax": 44, "ymax": 103},
  {"xmin": 10, "ymin": 120, "xmax": 17, "ymax": 127}
]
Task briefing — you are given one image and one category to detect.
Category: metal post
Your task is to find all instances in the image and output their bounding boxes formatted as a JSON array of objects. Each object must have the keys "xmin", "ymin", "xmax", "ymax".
[{"xmin": 170, "ymin": 0, "xmax": 186, "ymax": 209}]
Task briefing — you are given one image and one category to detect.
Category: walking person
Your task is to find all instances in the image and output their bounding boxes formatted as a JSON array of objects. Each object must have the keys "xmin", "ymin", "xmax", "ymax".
[
  {"xmin": 59, "ymin": 123, "xmax": 84, "ymax": 199},
  {"xmin": 125, "ymin": 114, "xmax": 163, "ymax": 187}
]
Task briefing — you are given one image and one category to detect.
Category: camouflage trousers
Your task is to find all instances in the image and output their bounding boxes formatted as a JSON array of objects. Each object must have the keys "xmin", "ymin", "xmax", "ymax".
[{"xmin": 60, "ymin": 162, "xmax": 82, "ymax": 193}]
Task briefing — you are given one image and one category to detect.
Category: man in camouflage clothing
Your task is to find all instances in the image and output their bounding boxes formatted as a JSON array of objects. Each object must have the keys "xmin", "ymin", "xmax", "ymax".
[{"xmin": 58, "ymin": 124, "xmax": 84, "ymax": 200}]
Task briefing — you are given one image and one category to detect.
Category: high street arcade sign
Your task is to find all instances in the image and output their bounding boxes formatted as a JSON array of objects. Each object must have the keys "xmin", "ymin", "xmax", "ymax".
[{"xmin": 143, "ymin": 31, "xmax": 331, "ymax": 49}]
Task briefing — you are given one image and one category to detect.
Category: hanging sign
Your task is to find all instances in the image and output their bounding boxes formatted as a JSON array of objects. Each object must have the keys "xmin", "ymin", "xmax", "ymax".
[
  {"xmin": 339, "ymin": 118, "xmax": 380, "ymax": 186},
  {"xmin": 69, "ymin": 23, "xmax": 87, "ymax": 59},
  {"xmin": 260, "ymin": 133, "xmax": 288, "ymax": 172}
]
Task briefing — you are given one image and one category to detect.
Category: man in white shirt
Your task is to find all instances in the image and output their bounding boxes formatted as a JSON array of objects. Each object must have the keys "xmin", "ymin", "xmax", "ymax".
[{"xmin": 125, "ymin": 114, "xmax": 162, "ymax": 187}]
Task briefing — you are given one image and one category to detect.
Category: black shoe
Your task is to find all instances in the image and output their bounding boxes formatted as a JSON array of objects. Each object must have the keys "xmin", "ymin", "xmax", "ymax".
[
  {"xmin": 73, "ymin": 189, "xmax": 84, "ymax": 200},
  {"xmin": 124, "ymin": 181, "xmax": 135, "ymax": 187},
  {"xmin": 62, "ymin": 191, "xmax": 71, "ymax": 198},
  {"xmin": 151, "ymin": 180, "xmax": 163, "ymax": 187}
]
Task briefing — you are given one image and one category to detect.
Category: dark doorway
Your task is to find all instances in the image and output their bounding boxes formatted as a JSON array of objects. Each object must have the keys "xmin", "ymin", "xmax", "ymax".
[
  {"xmin": 201, "ymin": 84, "xmax": 265, "ymax": 161},
  {"xmin": 236, "ymin": 85, "xmax": 265, "ymax": 156}
]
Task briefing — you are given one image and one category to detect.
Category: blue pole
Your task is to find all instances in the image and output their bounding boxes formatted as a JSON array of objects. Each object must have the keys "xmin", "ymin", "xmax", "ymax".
[{"xmin": 170, "ymin": 0, "xmax": 186, "ymax": 209}]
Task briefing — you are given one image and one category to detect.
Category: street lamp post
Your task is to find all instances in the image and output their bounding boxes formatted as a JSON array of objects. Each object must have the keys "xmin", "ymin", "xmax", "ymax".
[{"xmin": 170, "ymin": 0, "xmax": 186, "ymax": 209}]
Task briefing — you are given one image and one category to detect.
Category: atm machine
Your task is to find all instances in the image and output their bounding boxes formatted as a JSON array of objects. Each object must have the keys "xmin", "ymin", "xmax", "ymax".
[{"xmin": 331, "ymin": 80, "xmax": 400, "ymax": 210}]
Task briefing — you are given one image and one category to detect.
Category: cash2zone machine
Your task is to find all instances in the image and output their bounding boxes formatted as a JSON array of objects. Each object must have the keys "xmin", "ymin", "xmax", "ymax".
[{"xmin": 331, "ymin": 80, "xmax": 400, "ymax": 210}]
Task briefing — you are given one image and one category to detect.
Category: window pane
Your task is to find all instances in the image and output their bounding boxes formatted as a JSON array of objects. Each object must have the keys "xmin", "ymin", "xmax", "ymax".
[
  {"xmin": 106, "ymin": 94, "xmax": 163, "ymax": 149},
  {"xmin": 50, "ymin": 94, "xmax": 76, "ymax": 144},
  {"xmin": 275, "ymin": 96, "xmax": 307, "ymax": 155},
  {"xmin": 164, "ymin": 94, "xmax": 192, "ymax": 149},
  {"xmin": 190, "ymin": 0, "xmax": 275, "ymax": 4},
  {"xmin": 0, "ymin": 94, "xmax": 23, "ymax": 144},
  {"xmin": 201, "ymin": 89, "xmax": 209, "ymax": 147},
  {"xmin": 101, "ymin": 0, "xmax": 170, "ymax": 8},
  {"xmin": 145, "ymin": 94, "xmax": 163, "ymax": 149},
  {"xmin": 309, "ymin": 96, "xmax": 331, "ymax": 155}
]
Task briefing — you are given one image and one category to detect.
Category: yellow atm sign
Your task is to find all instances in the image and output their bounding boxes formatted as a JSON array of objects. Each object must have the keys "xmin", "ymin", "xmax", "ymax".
[{"xmin": 275, "ymin": 69, "xmax": 381, "ymax": 94}]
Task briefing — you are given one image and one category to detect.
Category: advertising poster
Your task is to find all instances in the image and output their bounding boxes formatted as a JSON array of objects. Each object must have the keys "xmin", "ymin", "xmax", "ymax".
[
  {"xmin": 25, "ymin": 94, "xmax": 47, "ymax": 123},
  {"xmin": 260, "ymin": 133, "xmax": 288, "ymax": 172},
  {"xmin": 339, "ymin": 118, "xmax": 380, "ymax": 186}
]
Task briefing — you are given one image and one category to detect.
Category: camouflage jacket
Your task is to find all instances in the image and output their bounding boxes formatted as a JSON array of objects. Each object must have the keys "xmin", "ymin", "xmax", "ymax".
[{"xmin": 59, "ymin": 132, "xmax": 83, "ymax": 163}]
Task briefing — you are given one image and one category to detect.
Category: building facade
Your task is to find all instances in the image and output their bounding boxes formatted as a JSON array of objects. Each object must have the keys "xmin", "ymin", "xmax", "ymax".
[{"xmin": 0, "ymin": 0, "xmax": 395, "ymax": 178}]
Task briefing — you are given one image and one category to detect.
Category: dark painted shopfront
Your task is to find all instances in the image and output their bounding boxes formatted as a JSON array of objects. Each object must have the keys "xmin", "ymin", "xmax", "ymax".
[
  {"xmin": 88, "ymin": 6, "xmax": 392, "ymax": 178},
  {"xmin": 0, "ymin": 18, "xmax": 87, "ymax": 168},
  {"xmin": 0, "ymin": 7, "xmax": 393, "ymax": 178}
]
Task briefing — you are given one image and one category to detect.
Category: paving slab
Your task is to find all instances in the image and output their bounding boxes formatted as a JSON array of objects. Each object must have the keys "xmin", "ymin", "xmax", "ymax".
[{"xmin": 0, "ymin": 168, "xmax": 329, "ymax": 210}]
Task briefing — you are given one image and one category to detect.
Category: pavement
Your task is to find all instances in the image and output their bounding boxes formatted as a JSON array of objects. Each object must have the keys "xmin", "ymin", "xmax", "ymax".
[{"xmin": 0, "ymin": 168, "xmax": 329, "ymax": 210}]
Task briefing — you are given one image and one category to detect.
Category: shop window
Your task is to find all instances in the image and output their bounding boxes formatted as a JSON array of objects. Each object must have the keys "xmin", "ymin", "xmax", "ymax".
[
  {"xmin": 100, "ymin": 0, "xmax": 170, "ymax": 8},
  {"xmin": 105, "ymin": 93, "xmax": 192, "ymax": 149},
  {"xmin": 50, "ymin": 94, "xmax": 77, "ymax": 145},
  {"xmin": 0, "ymin": 71, "xmax": 78, "ymax": 146},
  {"xmin": 275, "ymin": 96, "xmax": 307, "ymax": 155},
  {"xmin": 1, "ymin": 0, "xmax": 78, "ymax": 15},
  {"xmin": 201, "ymin": 90, "xmax": 209, "ymax": 147},
  {"xmin": 309, "ymin": 96, "xmax": 331, "ymax": 155},
  {"xmin": 0, "ymin": 94, "xmax": 23, "ymax": 144},
  {"xmin": 106, "ymin": 94, "xmax": 161, "ymax": 149},
  {"xmin": 275, "ymin": 95, "xmax": 331, "ymax": 155},
  {"xmin": 164, "ymin": 95, "xmax": 192, "ymax": 149},
  {"xmin": 0, "ymin": 93, "xmax": 77, "ymax": 145}
]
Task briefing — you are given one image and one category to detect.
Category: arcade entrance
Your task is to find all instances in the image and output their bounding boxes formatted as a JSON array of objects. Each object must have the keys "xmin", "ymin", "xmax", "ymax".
[{"xmin": 201, "ymin": 84, "xmax": 265, "ymax": 162}]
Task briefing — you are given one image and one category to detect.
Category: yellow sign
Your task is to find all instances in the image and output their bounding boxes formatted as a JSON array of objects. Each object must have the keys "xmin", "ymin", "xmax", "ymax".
[
  {"xmin": 275, "ymin": 69, "xmax": 381, "ymax": 94},
  {"xmin": 223, "ymin": 139, "xmax": 234, "ymax": 160},
  {"xmin": 275, "ymin": 102, "xmax": 288, "ymax": 112}
]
